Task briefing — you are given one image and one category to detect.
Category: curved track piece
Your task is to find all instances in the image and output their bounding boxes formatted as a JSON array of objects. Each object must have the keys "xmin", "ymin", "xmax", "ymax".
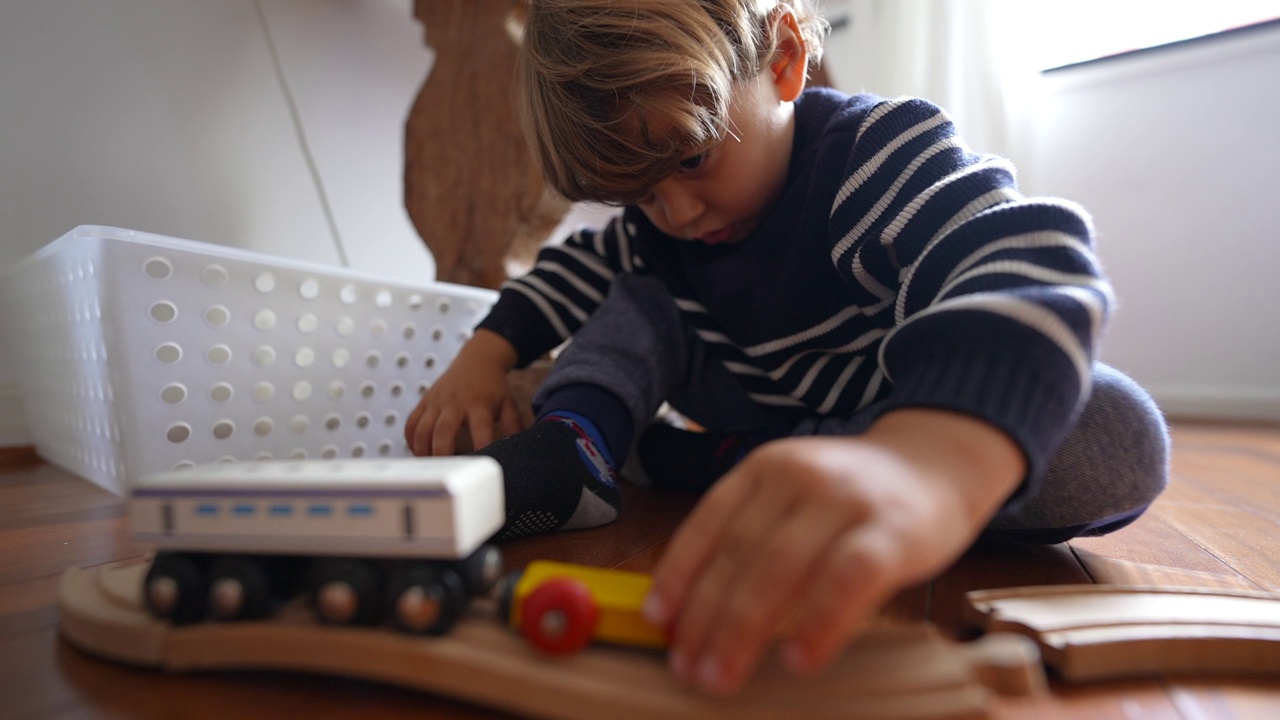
[
  {"xmin": 61, "ymin": 558, "xmax": 1045, "ymax": 720},
  {"xmin": 965, "ymin": 584, "xmax": 1280, "ymax": 682}
]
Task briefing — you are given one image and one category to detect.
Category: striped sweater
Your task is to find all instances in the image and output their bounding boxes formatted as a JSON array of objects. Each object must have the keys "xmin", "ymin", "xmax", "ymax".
[{"xmin": 479, "ymin": 88, "xmax": 1111, "ymax": 480}]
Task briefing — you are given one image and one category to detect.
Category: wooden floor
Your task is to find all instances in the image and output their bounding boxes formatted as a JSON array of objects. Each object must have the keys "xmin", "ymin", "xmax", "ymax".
[{"xmin": 1, "ymin": 419, "xmax": 1278, "ymax": 719}]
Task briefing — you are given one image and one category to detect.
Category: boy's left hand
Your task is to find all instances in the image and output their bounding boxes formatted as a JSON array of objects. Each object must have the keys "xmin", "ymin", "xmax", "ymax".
[{"xmin": 642, "ymin": 408, "xmax": 1025, "ymax": 696}]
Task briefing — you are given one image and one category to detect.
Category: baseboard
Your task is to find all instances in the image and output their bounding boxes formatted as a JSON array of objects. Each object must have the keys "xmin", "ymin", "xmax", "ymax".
[
  {"xmin": 0, "ymin": 384, "xmax": 33, "ymax": 448},
  {"xmin": 1149, "ymin": 385, "xmax": 1280, "ymax": 423}
]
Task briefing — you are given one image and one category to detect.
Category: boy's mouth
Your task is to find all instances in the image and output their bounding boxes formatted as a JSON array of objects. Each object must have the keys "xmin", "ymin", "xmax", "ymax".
[{"xmin": 697, "ymin": 225, "xmax": 736, "ymax": 245}]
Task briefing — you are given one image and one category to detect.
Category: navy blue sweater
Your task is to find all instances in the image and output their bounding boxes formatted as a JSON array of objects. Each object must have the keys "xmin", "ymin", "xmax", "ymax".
[{"xmin": 480, "ymin": 88, "xmax": 1110, "ymax": 482}]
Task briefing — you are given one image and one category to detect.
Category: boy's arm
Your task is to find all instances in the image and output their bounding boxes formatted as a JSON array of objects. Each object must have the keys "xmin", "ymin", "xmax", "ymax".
[
  {"xmin": 406, "ymin": 212, "xmax": 641, "ymax": 454},
  {"xmin": 478, "ymin": 210, "xmax": 645, "ymax": 368},
  {"xmin": 830, "ymin": 96, "xmax": 1110, "ymax": 495}
]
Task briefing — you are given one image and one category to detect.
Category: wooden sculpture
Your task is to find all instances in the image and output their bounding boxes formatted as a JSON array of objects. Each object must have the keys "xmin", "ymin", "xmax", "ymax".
[
  {"xmin": 965, "ymin": 585, "xmax": 1280, "ymax": 682},
  {"xmin": 404, "ymin": 0, "xmax": 569, "ymax": 291},
  {"xmin": 60, "ymin": 556, "xmax": 1044, "ymax": 720}
]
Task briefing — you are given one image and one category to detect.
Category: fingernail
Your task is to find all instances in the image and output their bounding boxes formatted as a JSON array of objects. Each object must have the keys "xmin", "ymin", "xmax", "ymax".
[
  {"xmin": 669, "ymin": 648, "xmax": 692, "ymax": 681},
  {"xmin": 782, "ymin": 640, "xmax": 807, "ymax": 673},
  {"xmin": 642, "ymin": 592, "xmax": 667, "ymax": 625},
  {"xmin": 697, "ymin": 655, "xmax": 724, "ymax": 693}
]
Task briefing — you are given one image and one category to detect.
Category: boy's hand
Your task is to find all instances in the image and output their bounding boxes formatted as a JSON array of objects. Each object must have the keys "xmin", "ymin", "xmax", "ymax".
[
  {"xmin": 404, "ymin": 329, "xmax": 523, "ymax": 456},
  {"xmin": 642, "ymin": 408, "xmax": 1025, "ymax": 697}
]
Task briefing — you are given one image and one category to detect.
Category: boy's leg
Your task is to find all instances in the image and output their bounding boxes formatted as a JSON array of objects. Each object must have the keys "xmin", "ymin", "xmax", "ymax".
[
  {"xmin": 638, "ymin": 361, "xmax": 1171, "ymax": 546},
  {"xmin": 982, "ymin": 363, "xmax": 1170, "ymax": 543},
  {"xmin": 475, "ymin": 275, "xmax": 694, "ymax": 540}
]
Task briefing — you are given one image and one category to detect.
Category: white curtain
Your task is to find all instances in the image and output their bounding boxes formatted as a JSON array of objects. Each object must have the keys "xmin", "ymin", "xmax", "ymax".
[{"xmin": 821, "ymin": 0, "xmax": 1041, "ymax": 165}]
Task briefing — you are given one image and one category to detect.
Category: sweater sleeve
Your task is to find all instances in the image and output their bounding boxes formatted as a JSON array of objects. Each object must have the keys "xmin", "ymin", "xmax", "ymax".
[
  {"xmin": 477, "ymin": 211, "xmax": 645, "ymax": 368},
  {"xmin": 829, "ymin": 97, "xmax": 1111, "ymax": 484}
]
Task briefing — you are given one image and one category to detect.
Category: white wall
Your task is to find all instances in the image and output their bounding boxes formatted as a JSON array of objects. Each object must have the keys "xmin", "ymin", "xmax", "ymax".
[
  {"xmin": 0, "ymin": 0, "xmax": 436, "ymax": 446},
  {"xmin": 1023, "ymin": 24, "xmax": 1280, "ymax": 421}
]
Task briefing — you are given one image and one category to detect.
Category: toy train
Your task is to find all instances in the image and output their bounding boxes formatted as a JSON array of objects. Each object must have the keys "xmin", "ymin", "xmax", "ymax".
[
  {"xmin": 129, "ymin": 456, "xmax": 505, "ymax": 635},
  {"xmin": 501, "ymin": 560, "xmax": 669, "ymax": 654}
]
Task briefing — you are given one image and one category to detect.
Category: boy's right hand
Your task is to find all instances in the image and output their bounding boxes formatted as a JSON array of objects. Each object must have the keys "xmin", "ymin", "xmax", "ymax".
[{"xmin": 404, "ymin": 329, "xmax": 523, "ymax": 456}]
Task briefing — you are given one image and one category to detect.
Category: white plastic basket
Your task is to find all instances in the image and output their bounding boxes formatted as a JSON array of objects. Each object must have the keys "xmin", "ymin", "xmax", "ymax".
[{"xmin": 0, "ymin": 226, "xmax": 496, "ymax": 494}]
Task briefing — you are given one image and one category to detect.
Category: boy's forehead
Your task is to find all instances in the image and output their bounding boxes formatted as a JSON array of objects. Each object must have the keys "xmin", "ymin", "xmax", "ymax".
[
  {"xmin": 572, "ymin": 106, "xmax": 707, "ymax": 202},
  {"xmin": 614, "ymin": 105, "xmax": 686, "ymax": 157}
]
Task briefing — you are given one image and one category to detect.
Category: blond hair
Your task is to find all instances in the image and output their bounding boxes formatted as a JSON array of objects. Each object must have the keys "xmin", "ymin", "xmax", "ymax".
[{"xmin": 516, "ymin": 0, "xmax": 827, "ymax": 205}]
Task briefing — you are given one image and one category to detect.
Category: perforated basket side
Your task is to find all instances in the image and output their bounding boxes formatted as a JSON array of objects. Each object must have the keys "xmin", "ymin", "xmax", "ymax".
[
  {"xmin": 95, "ymin": 228, "xmax": 497, "ymax": 486},
  {"xmin": 1, "ymin": 227, "xmax": 129, "ymax": 492}
]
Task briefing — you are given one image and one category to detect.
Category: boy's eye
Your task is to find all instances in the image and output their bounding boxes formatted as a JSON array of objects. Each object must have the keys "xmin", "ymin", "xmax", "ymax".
[{"xmin": 677, "ymin": 153, "xmax": 706, "ymax": 172}]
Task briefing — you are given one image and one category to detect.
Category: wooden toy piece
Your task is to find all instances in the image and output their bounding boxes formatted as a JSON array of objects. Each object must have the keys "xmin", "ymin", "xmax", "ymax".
[
  {"xmin": 964, "ymin": 584, "xmax": 1280, "ymax": 682},
  {"xmin": 502, "ymin": 560, "xmax": 667, "ymax": 654},
  {"xmin": 61, "ymin": 557, "xmax": 1046, "ymax": 720}
]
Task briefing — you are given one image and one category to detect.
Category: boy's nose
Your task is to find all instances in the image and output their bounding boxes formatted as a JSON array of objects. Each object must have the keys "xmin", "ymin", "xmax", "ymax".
[{"xmin": 653, "ymin": 182, "xmax": 704, "ymax": 235}]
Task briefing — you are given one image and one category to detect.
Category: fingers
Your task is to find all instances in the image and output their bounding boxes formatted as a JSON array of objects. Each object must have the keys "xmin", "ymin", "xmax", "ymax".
[
  {"xmin": 671, "ymin": 500, "xmax": 854, "ymax": 696},
  {"xmin": 408, "ymin": 405, "xmax": 440, "ymax": 457},
  {"xmin": 781, "ymin": 528, "xmax": 899, "ymax": 676},
  {"xmin": 430, "ymin": 409, "xmax": 464, "ymax": 457},
  {"xmin": 467, "ymin": 411, "xmax": 494, "ymax": 451},
  {"xmin": 644, "ymin": 438, "xmax": 920, "ymax": 696},
  {"xmin": 404, "ymin": 396, "xmax": 427, "ymax": 450},
  {"xmin": 644, "ymin": 466, "xmax": 757, "ymax": 628},
  {"xmin": 498, "ymin": 397, "xmax": 524, "ymax": 437}
]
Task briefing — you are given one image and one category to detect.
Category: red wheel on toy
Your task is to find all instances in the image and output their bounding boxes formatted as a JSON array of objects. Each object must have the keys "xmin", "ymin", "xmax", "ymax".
[{"xmin": 520, "ymin": 577, "xmax": 599, "ymax": 655}]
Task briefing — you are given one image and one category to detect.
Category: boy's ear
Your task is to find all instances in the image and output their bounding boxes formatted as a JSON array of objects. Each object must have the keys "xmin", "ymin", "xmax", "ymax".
[{"xmin": 769, "ymin": 8, "xmax": 808, "ymax": 102}]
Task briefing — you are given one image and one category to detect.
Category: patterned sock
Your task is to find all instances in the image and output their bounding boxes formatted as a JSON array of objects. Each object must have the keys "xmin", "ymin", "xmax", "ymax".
[
  {"xmin": 637, "ymin": 423, "xmax": 776, "ymax": 495},
  {"xmin": 474, "ymin": 412, "xmax": 622, "ymax": 541}
]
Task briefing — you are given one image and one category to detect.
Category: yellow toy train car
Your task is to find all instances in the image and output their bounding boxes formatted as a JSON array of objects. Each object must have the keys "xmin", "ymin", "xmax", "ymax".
[{"xmin": 501, "ymin": 560, "xmax": 668, "ymax": 654}]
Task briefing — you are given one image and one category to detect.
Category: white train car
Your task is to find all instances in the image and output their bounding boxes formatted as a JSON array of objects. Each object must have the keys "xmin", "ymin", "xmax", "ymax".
[{"xmin": 130, "ymin": 456, "xmax": 505, "ymax": 635}]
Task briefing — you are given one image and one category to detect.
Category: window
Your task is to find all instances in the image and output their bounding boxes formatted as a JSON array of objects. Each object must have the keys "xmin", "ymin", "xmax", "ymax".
[{"xmin": 1015, "ymin": 1, "xmax": 1280, "ymax": 70}]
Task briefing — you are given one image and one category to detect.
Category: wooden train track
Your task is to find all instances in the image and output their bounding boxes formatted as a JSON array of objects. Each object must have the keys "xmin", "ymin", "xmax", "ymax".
[
  {"xmin": 60, "ymin": 556, "xmax": 1044, "ymax": 720},
  {"xmin": 965, "ymin": 585, "xmax": 1280, "ymax": 682}
]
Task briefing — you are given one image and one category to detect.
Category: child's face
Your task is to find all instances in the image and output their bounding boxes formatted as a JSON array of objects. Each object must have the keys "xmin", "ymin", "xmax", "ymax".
[{"xmin": 635, "ymin": 71, "xmax": 795, "ymax": 246}]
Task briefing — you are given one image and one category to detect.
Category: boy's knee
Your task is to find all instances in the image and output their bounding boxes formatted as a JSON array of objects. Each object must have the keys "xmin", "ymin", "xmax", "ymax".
[
  {"xmin": 1084, "ymin": 364, "xmax": 1170, "ymax": 487},
  {"xmin": 986, "ymin": 364, "xmax": 1170, "ymax": 542}
]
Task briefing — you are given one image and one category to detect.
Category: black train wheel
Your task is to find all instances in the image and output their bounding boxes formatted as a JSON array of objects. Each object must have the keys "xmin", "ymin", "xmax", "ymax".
[
  {"xmin": 388, "ymin": 563, "xmax": 468, "ymax": 635},
  {"xmin": 144, "ymin": 551, "xmax": 207, "ymax": 625},
  {"xmin": 308, "ymin": 558, "xmax": 383, "ymax": 626},
  {"xmin": 207, "ymin": 556, "xmax": 274, "ymax": 621},
  {"xmin": 455, "ymin": 544, "xmax": 503, "ymax": 596}
]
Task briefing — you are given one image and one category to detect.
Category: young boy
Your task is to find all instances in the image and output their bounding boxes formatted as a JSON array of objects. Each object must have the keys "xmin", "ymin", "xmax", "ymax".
[{"xmin": 405, "ymin": 0, "xmax": 1168, "ymax": 697}]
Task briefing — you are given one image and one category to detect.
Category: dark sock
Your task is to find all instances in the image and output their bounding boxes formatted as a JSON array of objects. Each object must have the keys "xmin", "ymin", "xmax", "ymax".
[
  {"xmin": 637, "ymin": 423, "xmax": 776, "ymax": 495},
  {"xmin": 473, "ymin": 413, "xmax": 623, "ymax": 541},
  {"xmin": 536, "ymin": 384, "xmax": 635, "ymax": 463}
]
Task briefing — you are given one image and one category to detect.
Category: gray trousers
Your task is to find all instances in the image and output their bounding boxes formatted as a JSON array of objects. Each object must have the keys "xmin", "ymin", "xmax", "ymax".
[{"xmin": 535, "ymin": 275, "xmax": 1170, "ymax": 542}]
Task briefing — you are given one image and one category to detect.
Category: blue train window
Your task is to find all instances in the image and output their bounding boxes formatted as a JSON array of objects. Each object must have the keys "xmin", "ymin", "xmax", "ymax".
[
  {"xmin": 348, "ymin": 503, "xmax": 374, "ymax": 517},
  {"xmin": 269, "ymin": 504, "xmax": 293, "ymax": 517},
  {"xmin": 233, "ymin": 503, "xmax": 255, "ymax": 516},
  {"xmin": 196, "ymin": 503, "xmax": 219, "ymax": 516},
  {"xmin": 308, "ymin": 503, "xmax": 333, "ymax": 517}
]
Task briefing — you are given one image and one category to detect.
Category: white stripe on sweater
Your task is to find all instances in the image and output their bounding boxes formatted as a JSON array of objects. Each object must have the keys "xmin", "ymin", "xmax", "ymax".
[
  {"xmin": 507, "ymin": 282, "xmax": 572, "ymax": 340},
  {"xmin": 940, "ymin": 230, "xmax": 1095, "ymax": 289},
  {"xmin": 832, "ymin": 136, "xmax": 961, "ymax": 262},
  {"xmin": 885, "ymin": 187, "xmax": 1020, "ymax": 251},
  {"xmin": 793, "ymin": 353, "xmax": 835, "ymax": 399},
  {"xmin": 832, "ymin": 112, "xmax": 951, "ymax": 221},
  {"xmin": 818, "ymin": 355, "xmax": 865, "ymax": 414},
  {"xmin": 880, "ymin": 292, "xmax": 1091, "ymax": 390},
  {"xmin": 612, "ymin": 215, "xmax": 635, "ymax": 273},
  {"xmin": 521, "ymin": 274, "xmax": 590, "ymax": 323},
  {"xmin": 741, "ymin": 299, "xmax": 893, "ymax": 357},
  {"xmin": 879, "ymin": 160, "xmax": 1017, "ymax": 249},
  {"xmin": 548, "ymin": 245, "xmax": 617, "ymax": 283},
  {"xmin": 535, "ymin": 261, "xmax": 606, "ymax": 304}
]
